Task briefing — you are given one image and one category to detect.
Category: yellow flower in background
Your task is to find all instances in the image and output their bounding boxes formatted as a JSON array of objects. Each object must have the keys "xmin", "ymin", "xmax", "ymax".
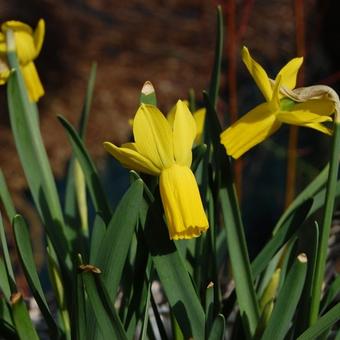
[
  {"xmin": 0, "ymin": 19, "xmax": 45, "ymax": 102},
  {"xmin": 220, "ymin": 46, "xmax": 335, "ymax": 159},
  {"xmin": 104, "ymin": 100, "xmax": 209, "ymax": 240}
]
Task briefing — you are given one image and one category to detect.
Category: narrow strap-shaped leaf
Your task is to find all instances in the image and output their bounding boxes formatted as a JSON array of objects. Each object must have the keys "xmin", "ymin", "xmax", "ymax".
[
  {"xmin": 150, "ymin": 290, "xmax": 169, "ymax": 340},
  {"xmin": 10, "ymin": 292, "xmax": 39, "ymax": 340},
  {"xmin": 0, "ymin": 258, "xmax": 11, "ymax": 300},
  {"xmin": 310, "ymin": 120, "xmax": 340, "ymax": 324},
  {"xmin": 140, "ymin": 191, "xmax": 205, "ymax": 340},
  {"xmin": 0, "ymin": 170, "xmax": 16, "ymax": 221},
  {"xmin": 208, "ymin": 314, "xmax": 225, "ymax": 340},
  {"xmin": 262, "ymin": 254, "xmax": 308, "ymax": 340},
  {"xmin": 203, "ymin": 91, "xmax": 260, "ymax": 336},
  {"xmin": 7, "ymin": 58, "xmax": 71, "ymax": 275},
  {"xmin": 139, "ymin": 280, "xmax": 151, "ymax": 340},
  {"xmin": 0, "ymin": 213, "xmax": 16, "ymax": 293},
  {"xmin": 297, "ymin": 302, "xmax": 340, "ymax": 340},
  {"xmin": 0, "ymin": 297, "xmax": 17, "ymax": 339},
  {"xmin": 251, "ymin": 199, "xmax": 313, "ymax": 277},
  {"xmin": 58, "ymin": 115, "xmax": 111, "ymax": 224},
  {"xmin": 93, "ymin": 179, "xmax": 143, "ymax": 299},
  {"xmin": 208, "ymin": 6, "xmax": 223, "ymax": 109},
  {"xmin": 89, "ymin": 214, "xmax": 106, "ymax": 263},
  {"xmin": 13, "ymin": 215, "xmax": 60, "ymax": 337},
  {"xmin": 274, "ymin": 164, "xmax": 329, "ymax": 234},
  {"xmin": 321, "ymin": 275, "xmax": 340, "ymax": 313},
  {"xmin": 81, "ymin": 267, "xmax": 128, "ymax": 340}
]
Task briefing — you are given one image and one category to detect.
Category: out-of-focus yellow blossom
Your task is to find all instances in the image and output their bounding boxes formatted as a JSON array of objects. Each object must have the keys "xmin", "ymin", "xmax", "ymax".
[
  {"xmin": 0, "ymin": 19, "xmax": 45, "ymax": 102},
  {"xmin": 220, "ymin": 46, "xmax": 335, "ymax": 159},
  {"xmin": 104, "ymin": 100, "xmax": 209, "ymax": 240}
]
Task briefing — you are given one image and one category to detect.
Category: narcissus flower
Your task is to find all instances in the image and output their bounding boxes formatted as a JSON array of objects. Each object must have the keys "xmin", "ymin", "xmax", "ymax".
[
  {"xmin": 220, "ymin": 46, "xmax": 335, "ymax": 159},
  {"xmin": 104, "ymin": 100, "xmax": 209, "ymax": 240},
  {"xmin": 0, "ymin": 19, "xmax": 45, "ymax": 102}
]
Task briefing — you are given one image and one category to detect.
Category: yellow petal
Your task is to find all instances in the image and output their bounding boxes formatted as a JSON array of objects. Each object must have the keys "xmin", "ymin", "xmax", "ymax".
[
  {"xmin": 172, "ymin": 100, "xmax": 196, "ymax": 167},
  {"xmin": 133, "ymin": 104, "xmax": 174, "ymax": 169},
  {"xmin": 103, "ymin": 142, "xmax": 161, "ymax": 175},
  {"xmin": 2, "ymin": 21, "xmax": 36, "ymax": 65},
  {"xmin": 303, "ymin": 123, "xmax": 332, "ymax": 135},
  {"xmin": 21, "ymin": 62, "xmax": 44, "ymax": 102},
  {"xmin": 293, "ymin": 99, "xmax": 335, "ymax": 116},
  {"xmin": 0, "ymin": 58, "xmax": 10, "ymax": 84},
  {"xmin": 242, "ymin": 46, "xmax": 272, "ymax": 102},
  {"xmin": 2, "ymin": 21, "xmax": 32, "ymax": 34},
  {"xmin": 275, "ymin": 57, "xmax": 303, "ymax": 91},
  {"xmin": 220, "ymin": 102, "xmax": 281, "ymax": 159},
  {"xmin": 34, "ymin": 19, "xmax": 45, "ymax": 57},
  {"xmin": 0, "ymin": 32, "xmax": 6, "ymax": 54},
  {"xmin": 159, "ymin": 164, "xmax": 208, "ymax": 240},
  {"xmin": 193, "ymin": 108, "xmax": 206, "ymax": 144},
  {"xmin": 276, "ymin": 110, "xmax": 333, "ymax": 125},
  {"xmin": 167, "ymin": 99, "xmax": 189, "ymax": 127}
]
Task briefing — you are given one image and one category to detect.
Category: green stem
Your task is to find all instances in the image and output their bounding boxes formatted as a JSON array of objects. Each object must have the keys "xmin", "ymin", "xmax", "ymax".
[{"xmin": 309, "ymin": 119, "xmax": 340, "ymax": 324}]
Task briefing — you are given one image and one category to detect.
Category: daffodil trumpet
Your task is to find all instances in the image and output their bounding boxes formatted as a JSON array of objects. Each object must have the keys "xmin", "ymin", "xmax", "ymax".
[
  {"xmin": 220, "ymin": 46, "xmax": 335, "ymax": 159},
  {"xmin": 0, "ymin": 19, "xmax": 45, "ymax": 102},
  {"xmin": 104, "ymin": 100, "xmax": 209, "ymax": 240}
]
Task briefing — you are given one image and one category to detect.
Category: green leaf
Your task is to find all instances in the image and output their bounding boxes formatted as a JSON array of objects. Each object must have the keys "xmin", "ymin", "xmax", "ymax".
[
  {"xmin": 58, "ymin": 115, "xmax": 111, "ymax": 224},
  {"xmin": 0, "ymin": 169, "xmax": 16, "ymax": 221},
  {"xmin": 140, "ymin": 190, "xmax": 205, "ymax": 340},
  {"xmin": 262, "ymin": 254, "xmax": 308, "ymax": 340},
  {"xmin": 0, "ymin": 213, "xmax": 16, "ymax": 293},
  {"xmin": 81, "ymin": 267, "xmax": 128, "ymax": 340},
  {"xmin": 7, "ymin": 58, "xmax": 70, "ymax": 273},
  {"xmin": 297, "ymin": 302, "xmax": 340, "ymax": 340},
  {"xmin": 208, "ymin": 5, "xmax": 223, "ymax": 108},
  {"xmin": 321, "ymin": 274, "xmax": 340, "ymax": 313},
  {"xmin": 93, "ymin": 179, "xmax": 143, "ymax": 299},
  {"xmin": 251, "ymin": 199, "xmax": 313, "ymax": 277},
  {"xmin": 10, "ymin": 293, "xmax": 39, "ymax": 340},
  {"xmin": 13, "ymin": 215, "xmax": 60, "ymax": 337},
  {"xmin": 0, "ymin": 258, "xmax": 11, "ymax": 300},
  {"xmin": 208, "ymin": 314, "xmax": 225, "ymax": 340},
  {"xmin": 89, "ymin": 215, "xmax": 106, "ymax": 263},
  {"xmin": 0, "ymin": 298, "xmax": 17, "ymax": 339}
]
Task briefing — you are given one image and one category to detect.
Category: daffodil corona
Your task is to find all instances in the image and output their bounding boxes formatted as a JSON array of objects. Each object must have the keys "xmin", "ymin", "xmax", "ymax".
[
  {"xmin": 0, "ymin": 19, "xmax": 45, "ymax": 102},
  {"xmin": 104, "ymin": 100, "xmax": 209, "ymax": 240},
  {"xmin": 220, "ymin": 46, "xmax": 335, "ymax": 159}
]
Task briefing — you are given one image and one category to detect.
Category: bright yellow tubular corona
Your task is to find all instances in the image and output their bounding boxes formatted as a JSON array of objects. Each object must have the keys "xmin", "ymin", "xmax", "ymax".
[
  {"xmin": 220, "ymin": 46, "xmax": 335, "ymax": 159},
  {"xmin": 0, "ymin": 19, "xmax": 45, "ymax": 102},
  {"xmin": 104, "ymin": 99, "xmax": 209, "ymax": 240},
  {"xmin": 160, "ymin": 164, "xmax": 208, "ymax": 240}
]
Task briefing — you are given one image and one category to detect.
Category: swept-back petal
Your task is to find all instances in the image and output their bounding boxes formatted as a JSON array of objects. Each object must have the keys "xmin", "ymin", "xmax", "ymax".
[
  {"xmin": 220, "ymin": 102, "xmax": 281, "ymax": 159},
  {"xmin": 159, "ymin": 164, "xmax": 208, "ymax": 240},
  {"xmin": 275, "ymin": 57, "xmax": 303, "ymax": 91},
  {"xmin": 242, "ymin": 46, "xmax": 272, "ymax": 102},
  {"xmin": 276, "ymin": 110, "xmax": 332, "ymax": 125},
  {"xmin": 0, "ymin": 59, "xmax": 10, "ymax": 84},
  {"xmin": 34, "ymin": 19, "xmax": 45, "ymax": 57},
  {"xmin": 293, "ymin": 99, "xmax": 335, "ymax": 116},
  {"xmin": 172, "ymin": 100, "xmax": 196, "ymax": 167},
  {"xmin": 103, "ymin": 142, "xmax": 161, "ymax": 175},
  {"xmin": 133, "ymin": 104, "xmax": 174, "ymax": 169},
  {"xmin": 21, "ymin": 62, "xmax": 44, "ymax": 102},
  {"xmin": 303, "ymin": 123, "xmax": 332, "ymax": 135},
  {"xmin": 2, "ymin": 21, "xmax": 32, "ymax": 34}
]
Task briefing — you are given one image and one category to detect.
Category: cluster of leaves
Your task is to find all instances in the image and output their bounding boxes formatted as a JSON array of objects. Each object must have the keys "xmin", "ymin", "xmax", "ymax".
[{"xmin": 0, "ymin": 7, "xmax": 339, "ymax": 340}]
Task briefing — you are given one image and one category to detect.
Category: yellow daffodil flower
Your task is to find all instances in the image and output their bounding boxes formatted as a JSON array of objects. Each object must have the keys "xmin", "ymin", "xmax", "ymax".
[
  {"xmin": 0, "ymin": 19, "xmax": 45, "ymax": 102},
  {"xmin": 220, "ymin": 46, "xmax": 335, "ymax": 159},
  {"xmin": 104, "ymin": 100, "xmax": 209, "ymax": 240}
]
